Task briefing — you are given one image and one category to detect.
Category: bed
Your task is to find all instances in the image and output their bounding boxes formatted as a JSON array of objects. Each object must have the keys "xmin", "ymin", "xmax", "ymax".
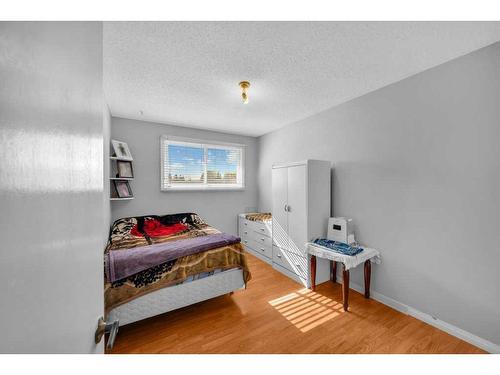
[{"xmin": 104, "ymin": 212, "xmax": 251, "ymax": 327}]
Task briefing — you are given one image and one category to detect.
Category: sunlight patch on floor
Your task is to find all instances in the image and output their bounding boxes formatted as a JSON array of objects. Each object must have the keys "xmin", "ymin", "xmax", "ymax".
[{"xmin": 268, "ymin": 288, "xmax": 344, "ymax": 332}]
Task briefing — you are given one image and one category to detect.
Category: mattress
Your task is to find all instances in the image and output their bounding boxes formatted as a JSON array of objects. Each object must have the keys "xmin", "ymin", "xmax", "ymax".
[{"xmin": 108, "ymin": 268, "xmax": 244, "ymax": 326}]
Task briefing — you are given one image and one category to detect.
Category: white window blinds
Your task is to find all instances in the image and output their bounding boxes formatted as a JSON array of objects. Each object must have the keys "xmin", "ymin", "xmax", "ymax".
[{"xmin": 161, "ymin": 136, "xmax": 244, "ymax": 190}]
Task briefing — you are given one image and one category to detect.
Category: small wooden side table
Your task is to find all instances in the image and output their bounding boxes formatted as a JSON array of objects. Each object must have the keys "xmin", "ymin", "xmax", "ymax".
[{"xmin": 306, "ymin": 243, "xmax": 381, "ymax": 312}]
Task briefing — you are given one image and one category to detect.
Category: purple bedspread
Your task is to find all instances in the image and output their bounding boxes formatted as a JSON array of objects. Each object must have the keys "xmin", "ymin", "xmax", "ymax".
[{"xmin": 105, "ymin": 233, "xmax": 240, "ymax": 282}]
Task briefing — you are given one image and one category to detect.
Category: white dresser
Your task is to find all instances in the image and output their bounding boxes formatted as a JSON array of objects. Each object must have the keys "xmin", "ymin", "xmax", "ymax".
[
  {"xmin": 271, "ymin": 160, "xmax": 331, "ymax": 287},
  {"xmin": 238, "ymin": 214, "xmax": 273, "ymax": 264}
]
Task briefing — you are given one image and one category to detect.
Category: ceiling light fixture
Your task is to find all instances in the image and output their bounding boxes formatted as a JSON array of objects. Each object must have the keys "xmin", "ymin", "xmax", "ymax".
[{"xmin": 239, "ymin": 81, "xmax": 250, "ymax": 104}]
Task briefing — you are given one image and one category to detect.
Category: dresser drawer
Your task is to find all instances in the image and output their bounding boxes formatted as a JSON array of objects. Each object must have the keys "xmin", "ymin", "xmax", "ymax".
[
  {"xmin": 240, "ymin": 218, "xmax": 272, "ymax": 238},
  {"xmin": 247, "ymin": 231, "xmax": 272, "ymax": 248},
  {"xmin": 252, "ymin": 221, "xmax": 272, "ymax": 238},
  {"xmin": 238, "ymin": 219, "xmax": 247, "ymax": 237},
  {"xmin": 272, "ymin": 246, "xmax": 308, "ymax": 279},
  {"xmin": 240, "ymin": 224, "xmax": 271, "ymax": 244},
  {"xmin": 242, "ymin": 238, "xmax": 272, "ymax": 259},
  {"xmin": 239, "ymin": 226, "xmax": 251, "ymax": 240}
]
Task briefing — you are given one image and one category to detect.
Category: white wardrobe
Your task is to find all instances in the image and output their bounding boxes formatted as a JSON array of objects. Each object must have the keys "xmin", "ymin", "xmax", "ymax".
[{"xmin": 271, "ymin": 160, "xmax": 331, "ymax": 287}]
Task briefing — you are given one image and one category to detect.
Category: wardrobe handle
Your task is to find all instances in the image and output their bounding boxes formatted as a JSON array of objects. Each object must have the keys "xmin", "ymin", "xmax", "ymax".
[{"xmin": 284, "ymin": 204, "xmax": 287, "ymax": 212}]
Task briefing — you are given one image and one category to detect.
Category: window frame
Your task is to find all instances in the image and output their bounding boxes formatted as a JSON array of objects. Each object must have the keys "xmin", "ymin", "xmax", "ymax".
[{"xmin": 160, "ymin": 135, "xmax": 245, "ymax": 191}]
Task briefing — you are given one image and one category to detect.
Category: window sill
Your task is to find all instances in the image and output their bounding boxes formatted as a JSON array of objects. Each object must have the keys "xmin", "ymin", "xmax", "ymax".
[{"xmin": 161, "ymin": 186, "xmax": 245, "ymax": 192}]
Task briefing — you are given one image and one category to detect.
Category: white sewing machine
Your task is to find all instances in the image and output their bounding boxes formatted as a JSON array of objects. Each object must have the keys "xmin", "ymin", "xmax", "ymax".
[{"xmin": 327, "ymin": 217, "xmax": 355, "ymax": 245}]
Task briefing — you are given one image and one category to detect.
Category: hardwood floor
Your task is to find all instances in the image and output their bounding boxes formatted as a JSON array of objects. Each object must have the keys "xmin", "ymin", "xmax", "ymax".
[{"xmin": 110, "ymin": 253, "xmax": 485, "ymax": 354}]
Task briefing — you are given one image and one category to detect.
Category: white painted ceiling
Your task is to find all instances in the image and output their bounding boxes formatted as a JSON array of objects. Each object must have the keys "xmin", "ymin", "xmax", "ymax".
[{"xmin": 104, "ymin": 22, "xmax": 500, "ymax": 137}]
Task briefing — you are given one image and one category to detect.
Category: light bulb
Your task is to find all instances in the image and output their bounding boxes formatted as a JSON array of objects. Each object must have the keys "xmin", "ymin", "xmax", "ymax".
[{"xmin": 239, "ymin": 81, "xmax": 250, "ymax": 104}]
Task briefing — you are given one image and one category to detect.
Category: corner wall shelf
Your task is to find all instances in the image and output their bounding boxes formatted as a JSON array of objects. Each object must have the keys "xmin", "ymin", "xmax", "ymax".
[{"xmin": 110, "ymin": 140, "xmax": 134, "ymax": 201}]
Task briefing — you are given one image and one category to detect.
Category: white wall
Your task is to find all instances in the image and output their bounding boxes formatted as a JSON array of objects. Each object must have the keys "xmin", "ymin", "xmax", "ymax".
[
  {"xmin": 111, "ymin": 117, "xmax": 258, "ymax": 235},
  {"xmin": 258, "ymin": 42, "xmax": 500, "ymax": 346},
  {"xmin": 0, "ymin": 22, "xmax": 105, "ymax": 353},
  {"xmin": 103, "ymin": 105, "xmax": 111, "ymax": 241}
]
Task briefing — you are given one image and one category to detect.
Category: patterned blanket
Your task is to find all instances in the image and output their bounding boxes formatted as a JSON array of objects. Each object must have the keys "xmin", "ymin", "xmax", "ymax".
[
  {"xmin": 245, "ymin": 212, "xmax": 272, "ymax": 222},
  {"xmin": 104, "ymin": 213, "xmax": 251, "ymax": 314}
]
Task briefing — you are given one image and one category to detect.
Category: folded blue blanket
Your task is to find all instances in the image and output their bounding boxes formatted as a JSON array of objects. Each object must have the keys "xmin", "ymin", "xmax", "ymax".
[{"xmin": 312, "ymin": 238, "xmax": 364, "ymax": 256}]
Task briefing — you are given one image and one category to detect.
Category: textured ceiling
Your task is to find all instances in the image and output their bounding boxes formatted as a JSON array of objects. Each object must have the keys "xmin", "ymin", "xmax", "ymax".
[{"xmin": 104, "ymin": 22, "xmax": 500, "ymax": 136}]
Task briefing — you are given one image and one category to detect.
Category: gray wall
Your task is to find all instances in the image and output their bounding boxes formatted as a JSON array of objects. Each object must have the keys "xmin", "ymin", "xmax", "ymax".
[
  {"xmin": 0, "ymin": 22, "xmax": 105, "ymax": 353},
  {"xmin": 258, "ymin": 42, "xmax": 500, "ymax": 345},
  {"xmin": 111, "ymin": 117, "xmax": 258, "ymax": 235}
]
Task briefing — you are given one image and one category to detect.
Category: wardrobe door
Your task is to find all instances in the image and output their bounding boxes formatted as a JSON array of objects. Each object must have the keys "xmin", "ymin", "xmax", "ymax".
[
  {"xmin": 287, "ymin": 165, "xmax": 308, "ymax": 255},
  {"xmin": 272, "ymin": 167, "xmax": 288, "ymax": 250}
]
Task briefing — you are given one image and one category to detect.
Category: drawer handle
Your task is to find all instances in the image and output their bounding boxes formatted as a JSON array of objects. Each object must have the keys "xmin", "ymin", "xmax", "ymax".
[
  {"xmin": 244, "ymin": 231, "xmax": 248, "ymax": 234},
  {"xmin": 277, "ymin": 253, "xmax": 282, "ymax": 258},
  {"xmin": 260, "ymin": 248, "xmax": 265, "ymax": 252},
  {"xmin": 244, "ymin": 240, "xmax": 248, "ymax": 244},
  {"xmin": 260, "ymin": 238, "xmax": 265, "ymax": 241},
  {"xmin": 260, "ymin": 228, "xmax": 265, "ymax": 231},
  {"xmin": 244, "ymin": 223, "xmax": 248, "ymax": 226}
]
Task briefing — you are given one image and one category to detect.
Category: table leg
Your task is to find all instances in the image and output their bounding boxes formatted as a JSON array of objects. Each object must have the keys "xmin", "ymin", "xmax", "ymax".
[
  {"xmin": 364, "ymin": 260, "xmax": 371, "ymax": 299},
  {"xmin": 310, "ymin": 255, "xmax": 317, "ymax": 290},
  {"xmin": 330, "ymin": 260, "xmax": 337, "ymax": 283},
  {"xmin": 342, "ymin": 264, "xmax": 350, "ymax": 312}
]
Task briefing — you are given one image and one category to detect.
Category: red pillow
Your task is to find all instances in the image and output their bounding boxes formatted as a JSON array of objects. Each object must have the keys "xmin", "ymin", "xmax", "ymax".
[{"xmin": 130, "ymin": 219, "xmax": 187, "ymax": 238}]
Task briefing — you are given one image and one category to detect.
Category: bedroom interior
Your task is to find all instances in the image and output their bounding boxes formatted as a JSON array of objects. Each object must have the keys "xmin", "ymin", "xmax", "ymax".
[{"xmin": 1, "ymin": 3, "xmax": 500, "ymax": 370}]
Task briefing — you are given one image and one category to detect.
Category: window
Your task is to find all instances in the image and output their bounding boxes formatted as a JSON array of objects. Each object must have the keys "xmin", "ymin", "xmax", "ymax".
[{"xmin": 160, "ymin": 136, "xmax": 245, "ymax": 190}]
